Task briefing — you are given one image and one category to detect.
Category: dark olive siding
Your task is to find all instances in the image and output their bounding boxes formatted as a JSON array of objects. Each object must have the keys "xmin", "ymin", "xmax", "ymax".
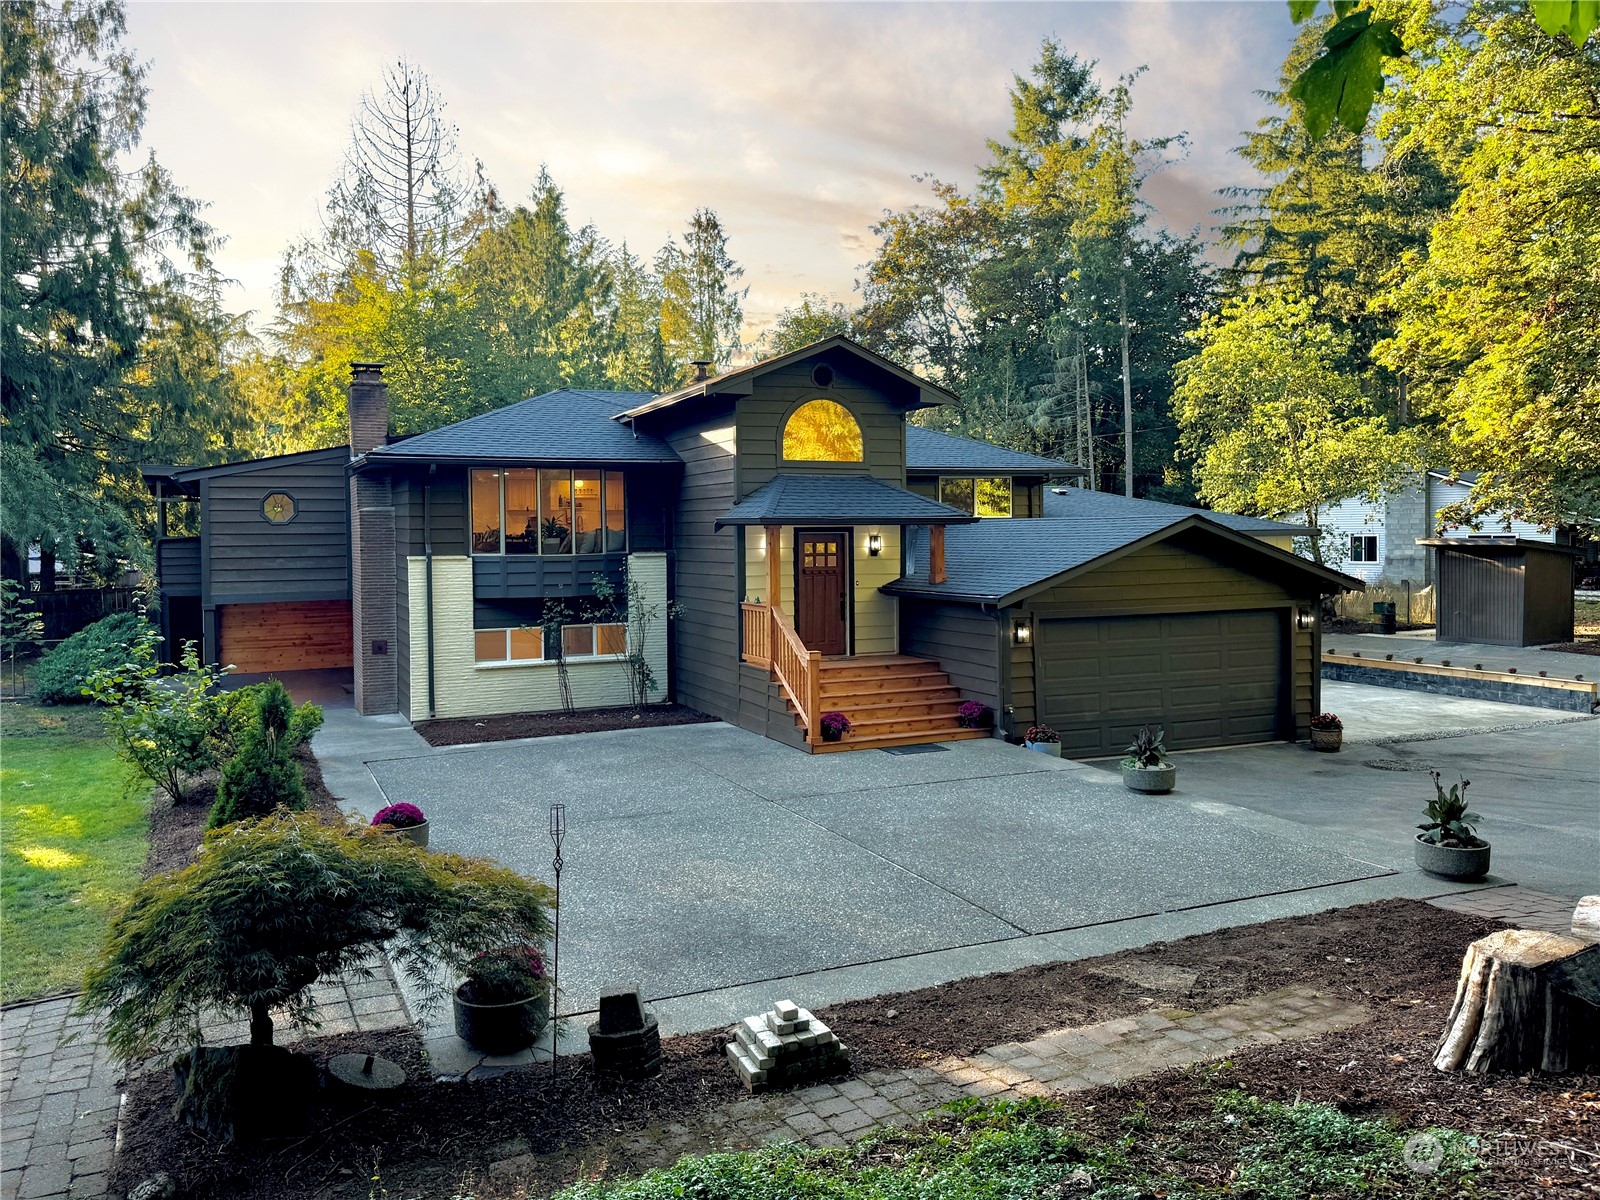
[
  {"xmin": 156, "ymin": 538, "xmax": 201, "ymax": 596},
  {"xmin": 204, "ymin": 457, "xmax": 351, "ymax": 605},
  {"xmin": 907, "ymin": 477, "xmax": 937, "ymax": 500},
  {"xmin": 899, "ymin": 599, "xmax": 1002, "ymax": 712},
  {"xmin": 1011, "ymin": 532, "xmax": 1320, "ymax": 743},
  {"xmin": 735, "ymin": 358, "xmax": 907, "ymax": 497},
  {"xmin": 666, "ymin": 407, "xmax": 740, "ymax": 721}
]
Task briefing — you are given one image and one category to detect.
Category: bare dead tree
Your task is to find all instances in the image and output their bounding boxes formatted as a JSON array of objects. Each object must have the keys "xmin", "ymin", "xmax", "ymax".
[{"xmin": 325, "ymin": 58, "xmax": 473, "ymax": 281}]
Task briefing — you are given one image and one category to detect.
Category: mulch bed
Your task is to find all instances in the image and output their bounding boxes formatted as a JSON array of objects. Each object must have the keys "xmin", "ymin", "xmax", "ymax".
[
  {"xmin": 1542, "ymin": 641, "xmax": 1600, "ymax": 658},
  {"xmin": 414, "ymin": 704, "xmax": 716, "ymax": 747},
  {"xmin": 107, "ymin": 899, "xmax": 1599, "ymax": 1200}
]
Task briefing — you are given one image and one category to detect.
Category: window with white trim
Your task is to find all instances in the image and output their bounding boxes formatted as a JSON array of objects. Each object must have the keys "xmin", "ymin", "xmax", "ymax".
[
  {"xmin": 1349, "ymin": 534, "xmax": 1379, "ymax": 563},
  {"xmin": 473, "ymin": 621, "xmax": 628, "ymax": 664}
]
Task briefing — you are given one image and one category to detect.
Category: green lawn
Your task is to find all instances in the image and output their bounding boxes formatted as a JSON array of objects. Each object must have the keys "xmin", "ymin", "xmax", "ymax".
[{"xmin": 1, "ymin": 702, "xmax": 148, "ymax": 1003}]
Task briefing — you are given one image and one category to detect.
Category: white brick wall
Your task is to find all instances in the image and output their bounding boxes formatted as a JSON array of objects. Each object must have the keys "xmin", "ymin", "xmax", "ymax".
[{"xmin": 404, "ymin": 552, "xmax": 670, "ymax": 720}]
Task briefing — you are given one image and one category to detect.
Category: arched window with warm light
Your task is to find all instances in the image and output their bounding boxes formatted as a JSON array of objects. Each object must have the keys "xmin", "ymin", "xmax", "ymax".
[{"xmin": 782, "ymin": 399, "xmax": 863, "ymax": 462}]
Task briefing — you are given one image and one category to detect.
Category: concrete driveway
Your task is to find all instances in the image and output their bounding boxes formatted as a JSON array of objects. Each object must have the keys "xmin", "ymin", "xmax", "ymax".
[
  {"xmin": 1107, "ymin": 682, "xmax": 1599, "ymax": 900},
  {"xmin": 360, "ymin": 721, "xmax": 1456, "ymax": 1026}
]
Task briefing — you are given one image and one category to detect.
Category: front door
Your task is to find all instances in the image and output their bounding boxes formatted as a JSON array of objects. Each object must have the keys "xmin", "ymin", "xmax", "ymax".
[{"xmin": 796, "ymin": 529, "xmax": 848, "ymax": 655}]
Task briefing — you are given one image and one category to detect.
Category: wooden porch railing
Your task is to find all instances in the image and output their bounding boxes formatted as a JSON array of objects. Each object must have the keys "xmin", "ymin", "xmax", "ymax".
[{"xmin": 740, "ymin": 601, "xmax": 823, "ymax": 746}]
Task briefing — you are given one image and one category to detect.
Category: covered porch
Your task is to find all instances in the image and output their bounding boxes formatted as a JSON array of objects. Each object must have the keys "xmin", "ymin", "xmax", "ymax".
[{"xmin": 719, "ymin": 473, "xmax": 979, "ymax": 751}]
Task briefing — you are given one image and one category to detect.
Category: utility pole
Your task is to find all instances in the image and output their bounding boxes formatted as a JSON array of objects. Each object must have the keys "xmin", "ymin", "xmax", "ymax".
[{"xmin": 1120, "ymin": 274, "xmax": 1133, "ymax": 498}]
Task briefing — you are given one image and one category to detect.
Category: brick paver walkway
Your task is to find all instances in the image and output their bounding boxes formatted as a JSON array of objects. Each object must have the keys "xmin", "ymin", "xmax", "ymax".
[
  {"xmin": 0, "ymin": 961, "xmax": 410, "ymax": 1200},
  {"xmin": 1428, "ymin": 885, "xmax": 1583, "ymax": 935},
  {"xmin": 488, "ymin": 984, "xmax": 1370, "ymax": 1185}
]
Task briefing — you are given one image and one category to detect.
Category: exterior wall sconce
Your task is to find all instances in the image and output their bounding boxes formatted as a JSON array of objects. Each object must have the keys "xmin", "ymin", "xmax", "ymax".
[
  {"xmin": 1013, "ymin": 619, "xmax": 1032, "ymax": 646},
  {"xmin": 1296, "ymin": 607, "xmax": 1315, "ymax": 631},
  {"xmin": 867, "ymin": 531, "xmax": 883, "ymax": 557}
]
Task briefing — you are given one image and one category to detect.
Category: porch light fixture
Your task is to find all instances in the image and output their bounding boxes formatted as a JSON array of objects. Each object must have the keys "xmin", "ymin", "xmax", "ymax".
[
  {"xmin": 867, "ymin": 531, "xmax": 883, "ymax": 557},
  {"xmin": 1013, "ymin": 619, "xmax": 1032, "ymax": 646},
  {"xmin": 1296, "ymin": 607, "xmax": 1315, "ymax": 631}
]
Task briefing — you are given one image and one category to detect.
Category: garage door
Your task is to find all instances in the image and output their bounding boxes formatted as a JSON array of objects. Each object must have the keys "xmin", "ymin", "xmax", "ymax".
[
  {"xmin": 1038, "ymin": 610, "xmax": 1285, "ymax": 757},
  {"xmin": 217, "ymin": 600, "xmax": 353, "ymax": 673}
]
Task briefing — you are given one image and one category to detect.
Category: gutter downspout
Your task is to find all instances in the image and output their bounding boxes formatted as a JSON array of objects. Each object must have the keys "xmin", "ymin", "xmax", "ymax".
[{"xmin": 425, "ymin": 466, "xmax": 436, "ymax": 720}]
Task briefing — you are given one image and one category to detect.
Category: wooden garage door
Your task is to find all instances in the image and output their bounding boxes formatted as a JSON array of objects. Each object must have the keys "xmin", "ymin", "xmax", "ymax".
[
  {"xmin": 1038, "ymin": 610, "xmax": 1285, "ymax": 757},
  {"xmin": 218, "ymin": 600, "xmax": 353, "ymax": 673}
]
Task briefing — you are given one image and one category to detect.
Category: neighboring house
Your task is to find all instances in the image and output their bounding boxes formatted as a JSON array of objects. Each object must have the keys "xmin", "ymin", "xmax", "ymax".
[
  {"xmin": 145, "ymin": 337, "xmax": 1360, "ymax": 758},
  {"xmin": 1318, "ymin": 471, "xmax": 1558, "ymax": 586}
]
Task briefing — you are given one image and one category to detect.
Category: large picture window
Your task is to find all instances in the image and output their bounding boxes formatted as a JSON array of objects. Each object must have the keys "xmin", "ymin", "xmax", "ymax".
[
  {"xmin": 939, "ymin": 476, "xmax": 1012, "ymax": 518},
  {"xmin": 782, "ymin": 399, "xmax": 863, "ymax": 462},
  {"xmin": 473, "ymin": 621, "xmax": 628, "ymax": 664},
  {"xmin": 470, "ymin": 468, "xmax": 626, "ymax": 555}
]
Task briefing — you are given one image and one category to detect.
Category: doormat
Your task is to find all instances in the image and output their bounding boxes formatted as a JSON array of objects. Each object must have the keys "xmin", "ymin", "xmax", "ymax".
[{"xmin": 880, "ymin": 743, "xmax": 949, "ymax": 755}]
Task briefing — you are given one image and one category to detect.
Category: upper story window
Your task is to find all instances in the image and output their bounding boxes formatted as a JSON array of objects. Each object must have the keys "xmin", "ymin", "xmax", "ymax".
[
  {"xmin": 939, "ymin": 477, "xmax": 1013, "ymax": 518},
  {"xmin": 1349, "ymin": 534, "xmax": 1379, "ymax": 563},
  {"xmin": 782, "ymin": 399, "xmax": 862, "ymax": 462},
  {"xmin": 472, "ymin": 468, "xmax": 626, "ymax": 555}
]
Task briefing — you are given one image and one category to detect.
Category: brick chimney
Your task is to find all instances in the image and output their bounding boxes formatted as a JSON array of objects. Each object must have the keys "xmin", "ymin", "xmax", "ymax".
[
  {"xmin": 347, "ymin": 363, "xmax": 397, "ymax": 715},
  {"xmin": 348, "ymin": 362, "xmax": 389, "ymax": 456}
]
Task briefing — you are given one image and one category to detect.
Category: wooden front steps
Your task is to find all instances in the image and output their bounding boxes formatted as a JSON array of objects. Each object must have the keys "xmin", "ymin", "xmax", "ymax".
[{"xmin": 793, "ymin": 654, "xmax": 990, "ymax": 753}]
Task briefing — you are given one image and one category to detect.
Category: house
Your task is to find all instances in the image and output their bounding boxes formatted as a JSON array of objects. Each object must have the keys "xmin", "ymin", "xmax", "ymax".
[
  {"xmin": 145, "ymin": 337, "xmax": 1361, "ymax": 757},
  {"xmin": 1317, "ymin": 471, "xmax": 1563, "ymax": 586}
]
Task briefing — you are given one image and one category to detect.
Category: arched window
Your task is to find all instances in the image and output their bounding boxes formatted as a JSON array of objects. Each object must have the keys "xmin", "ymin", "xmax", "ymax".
[{"xmin": 782, "ymin": 399, "xmax": 863, "ymax": 462}]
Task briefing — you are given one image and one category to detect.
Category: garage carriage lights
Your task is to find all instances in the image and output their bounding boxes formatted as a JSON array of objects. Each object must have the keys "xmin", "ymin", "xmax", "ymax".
[
  {"xmin": 1296, "ymin": 607, "xmax": 1316, "ymax": 631},
  {"xmin": 1012, "ymin": 619, "xmax": 1032, "ymax": 646}
]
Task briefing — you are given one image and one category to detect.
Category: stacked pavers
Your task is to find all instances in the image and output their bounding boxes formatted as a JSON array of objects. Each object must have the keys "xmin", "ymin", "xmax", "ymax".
[
  {"xmin": 727, "ymin": 999, "xmax": 849, "ymax": 1092},
  {"xmin": 588, "ymin": 988, "xmax": 663, "ymax": 1080}
]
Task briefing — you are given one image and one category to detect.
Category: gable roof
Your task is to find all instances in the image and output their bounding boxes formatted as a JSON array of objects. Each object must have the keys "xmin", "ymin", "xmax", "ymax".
[
  {"xmin": 1042, "ymin": 487, "xmax": 1311, "ymax": 536},
  {"xmin": 884, "ymin": 509, "xmax": 1361, "ymax": 605},
  {"xmin": 905, "ymin": 427, "xmax": 1085, "ymax": 475},
  {"xmin": 360, "ymin": 390, "xmax": 678, "ymax": 466},
  {"xmin": 717, "ymin": 473, "xmax": 976, "ymax": 529},
  {"xmin": 615, "ymin": 336, "xmax": 957, "ymax": 421},
  {"xmin": 142, "ymin": 446, "xmax": 350, "ymax": 496}
]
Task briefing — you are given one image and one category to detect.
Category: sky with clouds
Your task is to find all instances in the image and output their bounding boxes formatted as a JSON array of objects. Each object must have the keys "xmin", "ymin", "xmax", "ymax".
[{"xmin": 123, "ymin": 1, "xmax": 1298, "ymax": 341}]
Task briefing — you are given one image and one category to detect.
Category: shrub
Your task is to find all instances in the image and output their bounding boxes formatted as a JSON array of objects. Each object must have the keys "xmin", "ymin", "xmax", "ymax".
[
  {"xmin": 209, "ymin": 680, "xmax": 306, "ymax": 828},
  {"xmin": 215, "ymin": 684, "xmax": 323, "ymax": 760},
  {"xmin": 372, "ymin": 802, "xmax": 427, "ymax": 829},
  {"xmin": 1122, "ymin": 724, "xmax": 1167, "ymax": 768},
  {"xmin": 81, "ymin": 811, "xmax": 555, "ymax": 1064},
  {"xmin": 33, "ymin": 610, "xmax": 152, "ymax": 704},
  {"xmin": 85, "ymin": 626, "xmax": 228, "ymax": 804},
  {"xmin": 460, "ymin": 945, "xmax": 547, "ymax": 1005}
]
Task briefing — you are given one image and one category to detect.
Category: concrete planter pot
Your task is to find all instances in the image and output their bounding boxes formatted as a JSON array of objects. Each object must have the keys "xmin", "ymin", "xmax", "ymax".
[
  {"xmin": 453, "ymin": 985, "xmax": 550, "ymax": 1055},
  {"xmin": 1414, "ymin": 835, "xmax": 1491, "ymax": 881},
  {"xmin": 1024, "ymin": 741, "xmax": 1062, "ymax": 757},
  {"xmin": 1310, "ymin": 728, "xmax": 1343, "ymax": 753},
  {"xmin": 1122, "ymin": 762, "xmax": 1177, "ymax": 794},
  {"xmin": 382, "ymin": 820, "xmax": 429, "ymax": 849}
]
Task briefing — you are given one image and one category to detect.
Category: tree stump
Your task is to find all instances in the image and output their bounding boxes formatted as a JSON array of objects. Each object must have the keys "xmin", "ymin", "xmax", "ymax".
[{"xmin": 1434, "ymin": 928, "xmax": 1600, "ymax": 1074}]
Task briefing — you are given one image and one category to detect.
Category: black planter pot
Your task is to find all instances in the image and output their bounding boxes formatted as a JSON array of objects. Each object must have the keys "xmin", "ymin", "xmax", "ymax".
[{"xmin": 453, "ymin": 984, "xmax": 550, "ymax": 1055}]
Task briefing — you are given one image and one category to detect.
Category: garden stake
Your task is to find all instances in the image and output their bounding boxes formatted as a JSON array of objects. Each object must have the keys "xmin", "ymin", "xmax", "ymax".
[{"xmin": 548, "ymin": 802, "xmax": 566, "ymax": 1083}]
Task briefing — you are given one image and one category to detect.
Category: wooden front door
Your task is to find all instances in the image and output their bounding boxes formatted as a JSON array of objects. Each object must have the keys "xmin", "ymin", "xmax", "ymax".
[{"xmin": 796, "ymin": 530, "xmax": 848, "ymax": 655}]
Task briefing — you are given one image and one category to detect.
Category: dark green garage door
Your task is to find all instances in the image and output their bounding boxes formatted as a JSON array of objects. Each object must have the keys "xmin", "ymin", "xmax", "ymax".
[{"xmin": 1038, "ymin": 610, "xmax": 1285, "ymax": 757}]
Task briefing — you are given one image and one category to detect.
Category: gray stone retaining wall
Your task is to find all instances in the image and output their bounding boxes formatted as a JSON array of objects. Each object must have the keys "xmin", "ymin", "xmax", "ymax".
[{"xmin": 1322, "ymin": 662, "xmax": 1596, "ymax": 713}]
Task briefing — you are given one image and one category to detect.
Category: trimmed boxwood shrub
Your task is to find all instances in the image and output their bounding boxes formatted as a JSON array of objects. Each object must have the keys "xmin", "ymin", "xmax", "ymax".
[{"xmin": 33, "ymin": 611, "xmax": 153, "ymax": 704}]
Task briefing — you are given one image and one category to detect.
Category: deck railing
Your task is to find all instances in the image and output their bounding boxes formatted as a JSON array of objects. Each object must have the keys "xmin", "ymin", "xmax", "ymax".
[{"xmin": 740, "ymin": 601, "xmax": 822, "ymax": 745}]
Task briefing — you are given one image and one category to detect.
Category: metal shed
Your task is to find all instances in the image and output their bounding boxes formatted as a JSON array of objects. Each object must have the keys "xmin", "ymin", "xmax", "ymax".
[{"xmin": 1420, "ymin": 537, "xmax": 1579, "ymax": 646}]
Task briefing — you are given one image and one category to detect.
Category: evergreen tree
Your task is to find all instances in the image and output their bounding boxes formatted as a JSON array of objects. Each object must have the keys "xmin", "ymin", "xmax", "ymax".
[
  {"xmin": 760, "ymin": 294, "xmax": 855, "ymax": 357},
  {"xmin": 657, "ymin": 208, "xmax": 747, "ymax": 380},
  {"xmin": 209, "ymin": 680, "xmax": 307, "ymax": 828},
  {"xmin": 2, "ymin": 0, "xmax": 243, "ymax": 573}
]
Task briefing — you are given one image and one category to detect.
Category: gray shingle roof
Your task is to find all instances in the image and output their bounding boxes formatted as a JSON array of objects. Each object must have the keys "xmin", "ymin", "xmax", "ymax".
[
  {"xmin": 905, "ymin": 427, "xmax": 1083, "ymax": 474},
  {"xmin": 717, "ymin": 473, "xmax": 976, "ymax": 528},
  {"xmin": 1042, "ymin": 487, "xmax": 1310, "ymax": 536},
  {"xmin": 365, "ymin": 390, "xmax": 680, "ymax": 464}
]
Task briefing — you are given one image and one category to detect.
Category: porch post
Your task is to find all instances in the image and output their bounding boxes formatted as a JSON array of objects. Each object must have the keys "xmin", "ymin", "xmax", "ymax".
[
  {"xmin": 929, "ymin": 525, "xmax": 947, "ymax": 585},
  {"xmin": 765, "ymin": 524, "xmax": 782, "ymax": 609}
]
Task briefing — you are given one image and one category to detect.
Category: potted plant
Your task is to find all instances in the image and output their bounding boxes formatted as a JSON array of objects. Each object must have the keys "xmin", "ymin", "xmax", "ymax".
[
  {"xmin": 371, "ymin": 802, "xmax": 429, "ymax": 848},
  {"xmin": 957, "ymin": 701, "xmax": 994, "ymax": 730},
  {"xmin": 540, "ymin": 517, "xmax": 569, "ymax": 554},
  {"xmin": 1120, "ymin": 725, "xmax": 1176, "ymax": 794},
  {"xmin": 1309, "ymin": 712, "xmax": 1343, "ymax": 753},
  {"xmin": 453, "ymin": 945, "xmax": 551, "ymax": 1055},
  {"xmin": 1415, "ymin": 772, "xmax": 1490, "ymax": 880},
  {"xmin": 1023, "ymin": 724, "xmax": 1061, "ymax": 757},
  {"xmin": 819, "ymin": 711, "xmax": 851, "ymax": 743}
]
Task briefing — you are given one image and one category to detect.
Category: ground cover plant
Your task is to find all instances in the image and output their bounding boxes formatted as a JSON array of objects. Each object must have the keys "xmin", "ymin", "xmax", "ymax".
[
  {"xmin": 0, "ymin": 699, "xmax": 148, "ymax": 1002},
  {"xmin": 554, "ymin": 1091, "xmax": 1481, "ymax": 1200}
]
